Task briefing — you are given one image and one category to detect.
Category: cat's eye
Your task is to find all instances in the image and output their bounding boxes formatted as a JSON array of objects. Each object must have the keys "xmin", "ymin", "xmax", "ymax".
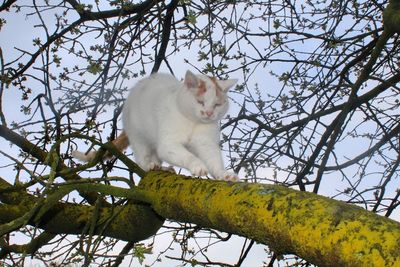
[{"xmin": 197, "ymin": 100, "xmax": 205, "ymax": 106}]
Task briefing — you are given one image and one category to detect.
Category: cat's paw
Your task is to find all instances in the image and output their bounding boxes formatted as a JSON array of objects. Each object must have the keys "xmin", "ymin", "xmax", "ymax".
[
  {"xmin": 148, "ymin": 162, "xmax": 161, "ymax": 170},
  {"xmin": 144, "ymin": 162, "xmax": 163, "ymax": 171},
  {"xmin": 147, "ymin": 163, "xmax": 176, "ymax": 173},
  {"xmin": 161, "ymin": 165, "xmax": 176, "ymax": 173},
  {"xmin": 216, "ymin": 171, "xmax": 239, "ymax": 182},
  {"xmin": 189, "ymin": 161, "xmax": 208, "ymax": 177}
]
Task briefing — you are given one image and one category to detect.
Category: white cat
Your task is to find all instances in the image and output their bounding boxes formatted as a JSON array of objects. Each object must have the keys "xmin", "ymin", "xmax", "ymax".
[{"xmin": 72, "ymin": 70, "xmax": 238, "ymax": 181}]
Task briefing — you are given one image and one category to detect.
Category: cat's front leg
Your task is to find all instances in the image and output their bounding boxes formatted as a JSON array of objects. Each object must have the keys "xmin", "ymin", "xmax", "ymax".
[
  {"xmin": 157, "ymin": 142, "xmax": 208, "ymax": 177},
  {"xmin": 189, "ymin": 138, "xmax": 238, "ymax": 181}
]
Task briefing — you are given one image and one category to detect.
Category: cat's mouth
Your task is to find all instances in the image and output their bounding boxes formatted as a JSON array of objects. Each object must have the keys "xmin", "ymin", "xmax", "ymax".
[{"xmin": 199, "ymin": 116, "xmax": 217, "ymax": 123}]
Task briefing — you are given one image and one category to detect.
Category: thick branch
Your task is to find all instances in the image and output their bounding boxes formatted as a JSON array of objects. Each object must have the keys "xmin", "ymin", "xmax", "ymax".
[
  {"xmin": 139, "ymin": 172, "xmax": 400, "ymax": 267},
  {"xmin": 2, "ymin": 170, "xmax": 399, "ymax": 266},
  {"xmin": 0, "ymin": 176, "xmax": 163, "ymax": 244},
  {"xmin": 0, "ymin": 201, "xmax": 163, "ymax": 243}
]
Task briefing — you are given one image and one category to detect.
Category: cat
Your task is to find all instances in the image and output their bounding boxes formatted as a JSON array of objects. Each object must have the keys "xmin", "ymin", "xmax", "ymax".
[{"xmin": 72, "ymin": 70, "xmax": 238, "ymax": 181}]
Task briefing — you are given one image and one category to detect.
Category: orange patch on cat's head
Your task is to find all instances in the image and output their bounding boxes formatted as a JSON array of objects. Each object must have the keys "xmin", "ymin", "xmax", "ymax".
[
  {"xmin": 197, "ymin": 80, "xmax": 207, "ymax": 97},
  {"xmin": 208, "ymin": 76, "xmax": 224, "ymax": 98}
]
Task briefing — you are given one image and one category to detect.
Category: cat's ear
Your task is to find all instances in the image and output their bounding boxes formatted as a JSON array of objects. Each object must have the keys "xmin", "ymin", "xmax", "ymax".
[
  {"xmin": 184, "ymin": 70, "xmax": 199, "ymax": 89},
  {"xmin": 218, "ymin": 79, "xmax": 238, "ymax": 92}
]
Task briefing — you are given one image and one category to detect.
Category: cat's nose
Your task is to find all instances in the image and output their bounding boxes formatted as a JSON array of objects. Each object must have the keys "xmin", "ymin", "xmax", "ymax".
[{"xmin": 201, "ymin": 110, "xmax": 214, "ymax": 118}]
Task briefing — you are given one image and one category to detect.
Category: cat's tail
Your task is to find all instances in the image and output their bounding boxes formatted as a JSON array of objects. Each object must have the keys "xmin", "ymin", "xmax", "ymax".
[
  {"xmin": 71, "ymin": 150, "xmax": 98, "ymax": 162},
  {"xmin": 72, "ymin": 131, "xmax": 130, "ymax": 162}
]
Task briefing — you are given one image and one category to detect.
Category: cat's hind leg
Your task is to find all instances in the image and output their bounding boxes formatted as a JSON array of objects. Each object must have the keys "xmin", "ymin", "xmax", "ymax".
[{"xmin": 129, "ymin": 140, "xmax": 161, "ymax": 172}]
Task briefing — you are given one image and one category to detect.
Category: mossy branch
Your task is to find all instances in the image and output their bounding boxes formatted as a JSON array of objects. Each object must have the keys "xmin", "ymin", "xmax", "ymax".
[
  {"xmin": 0, "ymin": 177, "xmax": 163, "ymax": 245},
  {"xmin": 0, "ymin": 200, "xmax": 163, "ymax": 243},
  {"xmin": 139, "ymin": 172, "xmax": 400, "ymax": 267},
  {"xmin": 1, "ymin": 170, "xmax": 399, "ymax": 266}
]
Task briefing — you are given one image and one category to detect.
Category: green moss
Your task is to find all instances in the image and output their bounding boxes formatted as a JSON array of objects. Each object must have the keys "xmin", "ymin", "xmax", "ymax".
[
  {"xmin": 39, "ymin": 201, "xmax": 164, "ymax": 242},
  {"xmin": 1, "ymin": 185, "xmax": 164, "ymax": 243}
]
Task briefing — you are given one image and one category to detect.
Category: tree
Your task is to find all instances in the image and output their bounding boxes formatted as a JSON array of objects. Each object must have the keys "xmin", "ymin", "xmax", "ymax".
[{"xmin": 0, "ymin": 0, "xmax": 399, "ymax": 266}]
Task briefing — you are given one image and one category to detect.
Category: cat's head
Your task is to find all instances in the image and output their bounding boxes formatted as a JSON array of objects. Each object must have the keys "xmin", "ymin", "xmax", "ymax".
[{"xmin": 180, "ymin": 70, "xmax": 237, "ymax": 123}]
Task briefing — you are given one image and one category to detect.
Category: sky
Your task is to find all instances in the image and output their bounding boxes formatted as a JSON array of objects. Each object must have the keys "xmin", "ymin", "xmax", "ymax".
[{"xmin": 0, "ymin": 0, "xmax": 399, "ymax": 266}]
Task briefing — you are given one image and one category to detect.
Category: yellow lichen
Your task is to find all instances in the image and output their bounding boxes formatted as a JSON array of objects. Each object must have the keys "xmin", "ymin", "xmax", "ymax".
[{"xmin": 139, "ymin": 172, "xmax": 400, "ymax": 267}]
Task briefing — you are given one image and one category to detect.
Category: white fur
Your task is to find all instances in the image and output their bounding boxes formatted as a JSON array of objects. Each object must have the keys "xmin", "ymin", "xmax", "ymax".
[
  {"xmin": 122, "ymin": 70, "xmax": 238, "ymax": 181},
  {"xmin": 71, "ymin": 150, "xmax": 97, "ymax": 162}
]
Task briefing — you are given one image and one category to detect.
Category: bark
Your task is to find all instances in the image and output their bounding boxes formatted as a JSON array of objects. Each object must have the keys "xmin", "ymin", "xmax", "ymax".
[{"xmin": 138, "ymin": 171, "xmax": 400, "ymax": 267}]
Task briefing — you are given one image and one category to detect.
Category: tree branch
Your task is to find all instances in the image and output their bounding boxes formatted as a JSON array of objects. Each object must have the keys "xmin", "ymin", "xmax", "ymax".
[
  {"xmin": 139, "ymin": 172, "xmax": 400, "ymax": 267},
  {"xmin": 0, "ymin": 177, "xmax": 163, "ymax": 244},
  {"xmin": 0, "ymin": 125, "xmax": 103, "ymax": 204},
  {"xmin": 0, "ymin": 0, "xmax": 16, "ymax": 12},
  {"xmin": 65, "ymin": 0, "xmax": 158, "ymax": 21},
  {"xmin": 151, "ymin": 0, "xmax": 180, "ymax": 73},
  {"xmin": 0, "ymin": 232, "xmax": 56, "ymax": 259}
]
